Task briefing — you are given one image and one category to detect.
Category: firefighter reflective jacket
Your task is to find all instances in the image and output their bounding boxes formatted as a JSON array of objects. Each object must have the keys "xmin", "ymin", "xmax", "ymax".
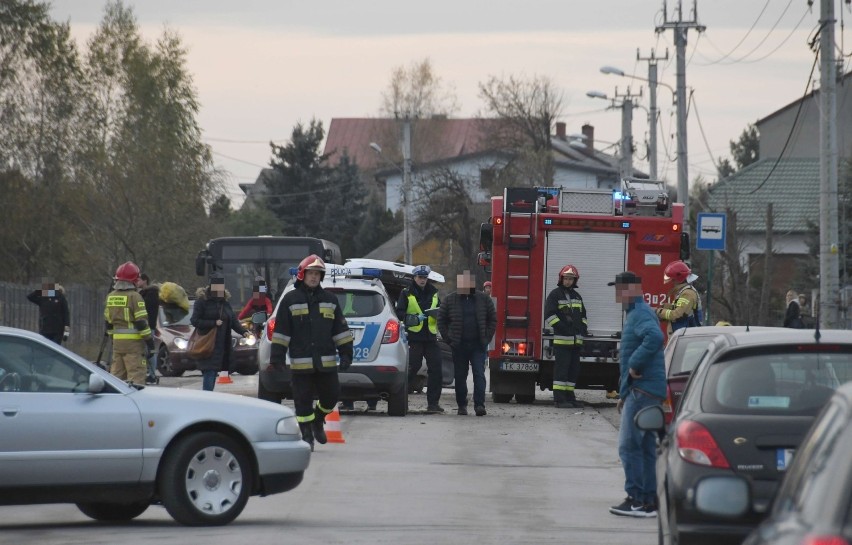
[
  {"xmin": 656, "ymin": 282, "xmax": 701, "ymax": 332},
  {"xmin": 544, "ymin": 285, "xmax": 588, "ymax": 346},
  {"xmin": 104, "ymin": 288, "xmax": 151, "ymax": 350},
  {"xmin": 270, "ymin": 281, "xmax": 354, "ymax": 373}
]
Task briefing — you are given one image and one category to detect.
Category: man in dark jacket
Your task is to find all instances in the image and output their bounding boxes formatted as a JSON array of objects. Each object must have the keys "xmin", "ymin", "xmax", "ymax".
[
  {"xmin": 438, "ymin": 270, "xmax": 497, "ymax": 416},
  {"xmin": 138, "ymin": 273, "xmax": 160, "ymax": 384},
  {"xmin": 396, "ymin": 264, "xmax": 443, "ymax": 413},
  {"xmin": 27, "ymin": 278, "xmax": 70, "ymax": 345},
  {"xmin": 608, "ymin": 271, "xmax": 665, "ymax": 518},
  {"xmin": 270, "ymin": 255, "xmax": 354, "ymax": 450},
  {"xmin": 543, "ymin": 264, "xmax": 588, "ymax": 409}
]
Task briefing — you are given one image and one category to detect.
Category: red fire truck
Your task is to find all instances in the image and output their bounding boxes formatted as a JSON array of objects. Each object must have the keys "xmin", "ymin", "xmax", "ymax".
[{"xmin": 479, "ymin": 180, "xmax": 689, "ymax": 403}]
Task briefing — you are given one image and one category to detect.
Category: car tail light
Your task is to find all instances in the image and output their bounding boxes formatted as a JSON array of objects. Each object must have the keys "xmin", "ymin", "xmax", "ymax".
[
  {"xmin": 675, "ymin": 420, "xmax": 730, "ymax": 468},
  {"xmin": 803, "ymin": 536, "xmax": 850, "ymax": 545},
  {"xmin": 266, "ymin": 317, "xmax": 276, "ymax": 341},
  {"xmin": 662, "ymin": 384, "xmax": 674, "ymax": 425},
  {"xmin": 382, "ymin": 320, "xmax": 400, "ymax": 344}
]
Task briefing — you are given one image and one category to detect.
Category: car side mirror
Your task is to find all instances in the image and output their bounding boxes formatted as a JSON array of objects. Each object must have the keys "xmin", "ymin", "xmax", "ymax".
[
  {"xmin": 87, "ymin": 373, "xmax": 106, "ymax": 393},
  {"xmin": 251, "ymin": 311, "xmax": 268, "ymax": 325},
  {"xmin": 634, "ymin": 405, "xmax": 665, "ymax": 431},
  {"xmin": 693, "ymin": 476, "xmax": 750, "ymax": 518}
]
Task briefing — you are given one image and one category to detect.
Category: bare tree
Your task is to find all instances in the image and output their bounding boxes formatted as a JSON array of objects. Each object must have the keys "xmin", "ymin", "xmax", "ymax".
[
  {"xmin": 477, "ymin": 74, "xmax": 564, "ymax": 186},
  {"xmin": 410, "ymin": 167, "xmax": 487, "ymax": 278},
  {"xmin": 381, "ymin": 58, "xmax": 458, "ymax": 119}
]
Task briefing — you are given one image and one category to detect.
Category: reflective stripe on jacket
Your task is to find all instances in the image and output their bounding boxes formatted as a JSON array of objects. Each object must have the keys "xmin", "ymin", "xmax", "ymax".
[
  {"xmin": 270, "ymin": 282, "xmax": 354, "ymax": 373},
  {"xmin": 104, "ymin": 290, "xmax": 151, "ymax": 340},
  {"xmin": 543, "ymin": 286, "xmax": 588, "ymax": 346}
]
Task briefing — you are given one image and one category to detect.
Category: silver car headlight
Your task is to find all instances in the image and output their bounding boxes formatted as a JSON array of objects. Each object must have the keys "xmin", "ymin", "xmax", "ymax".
[
  {"xmin": 174, "ymin": 337, "xmax": 188, "ymax": 350},
  {"xmin": 240, "ymin": 334, "xmax": 257, "ymax": 347},
  {"xmin": 276, "ymin": 416, "xmax": 300, "ymax": 436}
]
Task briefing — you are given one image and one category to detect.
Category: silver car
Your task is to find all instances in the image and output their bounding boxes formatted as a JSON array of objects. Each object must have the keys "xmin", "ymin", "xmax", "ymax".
[
  {"xmin": 0, "ymin": 326, "xmax": 310, "ymax": 526},
  {"xmin": 257, "ymin": 264, "xmax": 410, "ymax": 415}
]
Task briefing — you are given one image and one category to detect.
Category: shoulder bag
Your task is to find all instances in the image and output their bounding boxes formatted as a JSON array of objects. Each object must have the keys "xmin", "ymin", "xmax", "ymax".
[{"xmin": 187, "ymin": 306, "xmax": 222, "ymax": 359}]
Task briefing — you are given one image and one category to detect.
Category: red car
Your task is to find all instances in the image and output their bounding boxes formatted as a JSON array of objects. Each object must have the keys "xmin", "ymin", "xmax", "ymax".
[{"xmin": 154, "ymin": 302, "xmax": 259, "ymax": 377}]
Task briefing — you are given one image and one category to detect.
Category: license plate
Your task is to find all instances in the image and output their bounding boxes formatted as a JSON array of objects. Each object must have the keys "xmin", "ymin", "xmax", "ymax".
[
  {"xmin": 500, "ymin": 362, "xmax": 539, "ymax": 372},
  {"xmin": 776, "ymin": 448, "xmax": 795, "ymax": 471}
]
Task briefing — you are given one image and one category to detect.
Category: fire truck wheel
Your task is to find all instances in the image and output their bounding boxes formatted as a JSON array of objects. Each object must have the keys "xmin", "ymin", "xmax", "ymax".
[
  {"xmin": 515, "ymin": 394, "xmax": 535, "ymax": 405},
  {"xmin": 492, "ymin": 393, "xmax": 513, "ymax": 404}
]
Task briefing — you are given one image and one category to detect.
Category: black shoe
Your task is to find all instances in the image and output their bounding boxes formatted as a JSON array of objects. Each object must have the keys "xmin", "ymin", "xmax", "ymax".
[
  {"xmin": 474, "ymin": 405, "xmax": 487, "ymax": 416},
  {"xmin": 299, "ymin": 423, "xmax": 315, "ymax": 452},
  {"xmin": 555, "ymin": 401, "xmax": 579, "ymax": 409},
  {"xmin": 609, "ymin": 497, "xmax": 653, "ymax": 518},
  {"xmin": 145, "ymin": 377, "xmax": 158, "ymax": 385},
  {"xmin": 457, "ymin": 406, "xmax": 468, "ymax": 415},
  {"xmin": 426, "ymin": 405, "xmax": 445, "ymax": 414},
  {"xmin": 312, "ymin": 409, "xmax": 328, "ymax": 445},
  {"xmin": 643, "ymin": 503, "xmax": 658, "ymax": 517}
]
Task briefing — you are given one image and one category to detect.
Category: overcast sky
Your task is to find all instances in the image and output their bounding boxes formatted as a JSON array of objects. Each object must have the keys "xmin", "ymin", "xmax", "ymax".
[{"xmin": 49, "ymin": 0, "xmax": 844, "ymax": 205}]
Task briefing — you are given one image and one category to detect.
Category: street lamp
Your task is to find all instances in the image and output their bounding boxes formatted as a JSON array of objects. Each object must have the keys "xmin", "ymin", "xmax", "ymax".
[
  {"xmin": 600, "ymin": 64, "xmax": 683, "ymax": 203},
  {"xmin": 369, "ymin": 136, "xmax": 413, "ymax": 264},
  {"xmin": 601, "ymin": 65, "xmax": 674, "ymax": 182}
]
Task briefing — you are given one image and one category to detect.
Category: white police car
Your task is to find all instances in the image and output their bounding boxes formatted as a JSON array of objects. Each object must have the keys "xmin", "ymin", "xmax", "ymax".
[{"xmin": 256, "ymin": 265, "xmax": 410, "ymax": 416}]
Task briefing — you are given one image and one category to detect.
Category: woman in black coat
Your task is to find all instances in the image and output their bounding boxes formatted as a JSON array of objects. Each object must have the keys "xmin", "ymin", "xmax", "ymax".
[{"xmin": 191, "ymin": 276, "xmax": 249, "ymax": 391}]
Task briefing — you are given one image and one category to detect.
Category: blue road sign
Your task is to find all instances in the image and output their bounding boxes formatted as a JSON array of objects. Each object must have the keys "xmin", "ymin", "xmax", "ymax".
[{"xmin": 696, "ymin": 213, "xmax": 726, "ymax": 251}]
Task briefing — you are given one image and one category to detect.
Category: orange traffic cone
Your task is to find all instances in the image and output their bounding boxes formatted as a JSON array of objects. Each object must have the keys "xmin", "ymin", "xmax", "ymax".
[
  {"xmin": 216, "ymin": 371, "xmax": 233, "ymax": 385},
  {"xmin": 325, "ymin": 407, "xmax": 345, "ymax": 444}
]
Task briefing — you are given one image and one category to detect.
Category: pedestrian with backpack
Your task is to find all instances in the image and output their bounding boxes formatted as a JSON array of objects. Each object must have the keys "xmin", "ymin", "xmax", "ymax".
[{"xmin": 655, "ymin": 261, "xmax": 702, "ymax": 333}]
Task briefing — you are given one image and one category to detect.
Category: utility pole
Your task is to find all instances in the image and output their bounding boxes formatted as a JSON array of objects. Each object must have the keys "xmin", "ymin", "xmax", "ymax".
[
  {"xmin": 818, "ymin": 0, "xmax": 840, "ymax": 327},
  {"xmin": 637, "ymin": 48, "xmax": 669, "ymax": 180},
  {"xmin": 656, "ymin": 0, "xmax": 704, "ymax": 230},
  {"xmin": 614, "ymin": 87, "xmax": 642, "ymax": 179},
  {"xmin": 402, "ymin": 117, "xmax": 413, "ymax": 264}
]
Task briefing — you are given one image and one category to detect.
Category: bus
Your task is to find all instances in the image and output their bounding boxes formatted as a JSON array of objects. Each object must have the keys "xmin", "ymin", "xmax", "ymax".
[{"xmin": 195, "ymin": 236, "xmax": 342, "ymax": 310}]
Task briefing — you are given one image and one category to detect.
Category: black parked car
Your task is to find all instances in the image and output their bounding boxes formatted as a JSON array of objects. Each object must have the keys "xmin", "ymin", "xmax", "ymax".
[
  {"xmin": 689, "ymin": 380, "xmax": 852, "ymax": 545},
  {"xmin": 638, "ymin": 329, "xmax": 852, "ymax": 545}
]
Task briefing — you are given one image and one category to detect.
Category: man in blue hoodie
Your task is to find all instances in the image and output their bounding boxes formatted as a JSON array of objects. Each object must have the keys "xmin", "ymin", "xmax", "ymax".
[{"xmin": 608, "ymin": 271, "xmax": 665, "ymax": 518}]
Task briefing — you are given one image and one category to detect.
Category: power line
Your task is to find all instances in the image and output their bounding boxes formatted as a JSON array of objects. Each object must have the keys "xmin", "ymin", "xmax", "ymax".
[
  {"xmin": 204, "ymin": 136, "xmax": 286, "ymax": 144},
  {"xmin": 745, "ymin": 48, "xmax": 820, "ymax": 195},
  {"xmin": 699, "ymin": 0, "xmax": 772, "ymax": 64},
  {"xmin": 211, "ymin": 150, "xmax": 269, "ymax": 169}
]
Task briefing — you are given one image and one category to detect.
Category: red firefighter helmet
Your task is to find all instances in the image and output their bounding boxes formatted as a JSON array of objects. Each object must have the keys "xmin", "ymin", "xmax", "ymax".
[
  {"xmin": 114, "ymin": 261, "xmax": 140, "ymax": 282},
  {"xmin": 557, "ymin": 264, "xmax": 580, "ymax": 284},
  {"xmin": 664, "ymin": 261, "xmax": 691, "ymax": 284},
  {"xmin": 296, "ymin": 254, "xmax": 326, "ymax": 281}
]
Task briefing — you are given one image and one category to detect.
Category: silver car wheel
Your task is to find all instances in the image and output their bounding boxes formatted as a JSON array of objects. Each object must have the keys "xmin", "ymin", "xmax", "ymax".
[{"xmin": 184, "ymin": 445, "xmax": 243, "ymax": 515}]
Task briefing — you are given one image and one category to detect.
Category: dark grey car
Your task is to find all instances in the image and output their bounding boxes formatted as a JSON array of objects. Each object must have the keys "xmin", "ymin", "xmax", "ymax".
[{"xmin": 640, "ymin": 329, "xmax": 852, "ymax": 545}]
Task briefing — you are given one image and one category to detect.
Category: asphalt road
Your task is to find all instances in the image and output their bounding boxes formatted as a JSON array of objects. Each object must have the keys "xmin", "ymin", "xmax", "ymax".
[{"xmin": 0, "ymin": 373, "xmax": 655, "ymax": 545}]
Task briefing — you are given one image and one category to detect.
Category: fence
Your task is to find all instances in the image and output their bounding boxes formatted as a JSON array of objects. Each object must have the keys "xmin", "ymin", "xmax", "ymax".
[{"xmin": 0, "ymin": 282, "xmax": 110, "ymax": 349}]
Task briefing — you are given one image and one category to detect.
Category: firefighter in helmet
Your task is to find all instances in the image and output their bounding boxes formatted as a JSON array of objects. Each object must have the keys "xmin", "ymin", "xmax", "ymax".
[
  {"xmin": 544, "ymin": 264, "xmax": 588, "ymax": 408},
  {"xmin": 269, "ymin": 254, "xmax": 353, "ymax": 450},
  {"xmin": 655, "ymin": 260, "xmax": 702, "ymax": 333},
  {"xmin": 104, "ymin": 261, "xmax": 153, "ymax": 384}
]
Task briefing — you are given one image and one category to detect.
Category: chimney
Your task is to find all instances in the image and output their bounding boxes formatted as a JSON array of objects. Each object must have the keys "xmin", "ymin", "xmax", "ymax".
[
  {"xmin": 555, "ymin": 122, "xmax": 567, "ymax": 140},
  {"xmin": 582, "ymin": 124, "xmax": 594, "ymax": 153}
]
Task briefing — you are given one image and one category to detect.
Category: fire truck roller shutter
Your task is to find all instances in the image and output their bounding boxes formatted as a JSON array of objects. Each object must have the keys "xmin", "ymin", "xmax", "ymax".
[{"xmin": 543, "ymin": 231, "xmax": 627, "ymax": 338}]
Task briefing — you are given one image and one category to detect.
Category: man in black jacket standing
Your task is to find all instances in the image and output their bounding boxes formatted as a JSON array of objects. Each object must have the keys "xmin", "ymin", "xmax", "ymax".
[
  {"xmin": 27, "ymin": 278, "xmax": 70, "ymax": 345},
  {"xmin": 138, "ymin": 273, "xmax": 160, "ymax": 384},
  {"xmin": 438, "ymin": 270, "xmax": 497, "ymax": 416},
  {"xmin": 396, "ymin": 264, "xmax": 443, "ymax": 413},
  {"xmin": 269, "ymin": 255, "xmax": 354, "ymax": 450}
]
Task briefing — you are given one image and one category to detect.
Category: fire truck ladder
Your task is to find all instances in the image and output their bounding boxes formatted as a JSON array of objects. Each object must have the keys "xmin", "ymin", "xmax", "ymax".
[{"xmin": 502, "ymin": 188, "xmax": 539, "ymax": 332}]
